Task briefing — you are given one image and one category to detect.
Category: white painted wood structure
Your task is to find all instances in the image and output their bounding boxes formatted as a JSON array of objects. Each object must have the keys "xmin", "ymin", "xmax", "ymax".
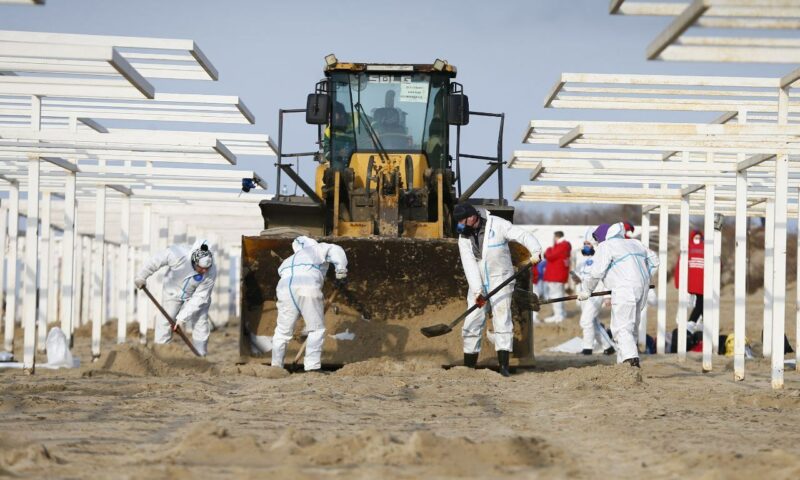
[{"xmin": 0, "ymin": 28, "xmax": 275, "ymax": 373}]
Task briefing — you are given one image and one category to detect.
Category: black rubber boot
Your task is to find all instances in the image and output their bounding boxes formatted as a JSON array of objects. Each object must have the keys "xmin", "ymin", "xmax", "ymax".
[
  {"xmin": 464, "ymin": 352, "xmax": 479, "ymax": 368},
  {"xmin": 497, "ymin": 350, "xmax": 511, "ymax": 377},
  {"xmin": 581, "ymin": 348, "xmax": 593, "ymax": 356},
  {"xmin": 603, "ymin": 346, "xmax": 616, "ymax": 356},
  {"xmin": 623, "ymin": 357, "xmax": 640, "ymax": 368}
]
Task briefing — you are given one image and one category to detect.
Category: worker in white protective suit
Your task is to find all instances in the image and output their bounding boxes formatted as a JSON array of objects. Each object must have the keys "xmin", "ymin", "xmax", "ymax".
[
  {"xmin": 574, "ymin": 227, "xmax": 615, "ymax": 356},
  {"xmin": 453, "ymin": 203, "xmax": 542, "ymax": 377},
  {"xmin": 134, "ymin": 239, "xmax": 216, "ymax": 356},
  {"xmin": 578, "ymin": 222, "xmax": 658, "ymax": 367},
  {"xmin": 271, "ymin": 236, "xmax": 348, "ymax": 371}
]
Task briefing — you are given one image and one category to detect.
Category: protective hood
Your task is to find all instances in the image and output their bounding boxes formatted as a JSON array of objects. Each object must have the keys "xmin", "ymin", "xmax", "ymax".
[
  {"xmin": 690, "ymin": 230, "xmax": 704, "ymax": 241},
  {"xmin": 606, "ymin": 222, "xmax": 626, "ymax": 240},
  {"xmin": 292, "ymin": 235, "xmax": 319, "ymax": 253},
  {"xmin": 190, "ymin": 239, "xmax": 213, "ymax": 268},
  {"xmin": 593, "ymin": 223, "xmax": 611, "ymax": 243},
  {"xmin": 583, "ymin": 226, "xmax": 598, "ymax": 246}
]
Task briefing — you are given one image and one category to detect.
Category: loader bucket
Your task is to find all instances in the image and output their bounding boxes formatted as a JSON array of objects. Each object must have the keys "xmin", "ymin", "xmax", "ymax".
[{"xmin": 240, "ymin": 234, "xmax": 534, "ymax": 367}]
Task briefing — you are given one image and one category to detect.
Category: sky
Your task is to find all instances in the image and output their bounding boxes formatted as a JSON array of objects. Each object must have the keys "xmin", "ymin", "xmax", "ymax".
[{"xmin": 1, "ymin": 0, "xmax": 792, "ymax": 211}]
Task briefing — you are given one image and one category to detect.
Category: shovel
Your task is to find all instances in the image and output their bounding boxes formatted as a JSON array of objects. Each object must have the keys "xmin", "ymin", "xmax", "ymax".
[
  {"xmin": 518, "ymin": 284, "xmax": 656, "ymax": 311},
  {"xmin": 420, "ymin": 260, "xmax": 533, "ymax": 338},
  {"xmin": 141, "ymin": 285, "xmax": 202, "ymax": 357},
  {"xmin": 291, "ymin": 289, "xmax": 338, "ymax": 371}
]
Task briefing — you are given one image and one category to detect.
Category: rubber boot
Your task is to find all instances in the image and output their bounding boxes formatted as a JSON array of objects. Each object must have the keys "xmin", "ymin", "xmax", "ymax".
[
  {"xmin": 603, "ymin": 346, "xmax": 616, "ymax": 356},
  {"xmin": 463, "ymin": 353, "xmax": 479, "ymax": 368},
  {"xmin": 623, "ymin": 357, "xmax": 640, "ymax": 368},
  {"xmin": 497, "ymin": 350, "xmax": 511, "ymax": 377},
  {"xmin": 581, "ymin": 348, "xmax": 593, "ymax": 356}
]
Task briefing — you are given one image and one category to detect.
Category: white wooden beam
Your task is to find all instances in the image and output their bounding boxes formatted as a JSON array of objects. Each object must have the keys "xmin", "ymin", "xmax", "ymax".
[{"xmin": 22, "ymin": 157, "xmax": 40, "ymax": 373}]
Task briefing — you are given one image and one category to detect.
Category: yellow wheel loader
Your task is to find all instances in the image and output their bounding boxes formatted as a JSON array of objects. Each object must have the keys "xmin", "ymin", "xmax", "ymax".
[{"xmin": 240, "ymin": 55, "xmax": 534, "ymax": 367}]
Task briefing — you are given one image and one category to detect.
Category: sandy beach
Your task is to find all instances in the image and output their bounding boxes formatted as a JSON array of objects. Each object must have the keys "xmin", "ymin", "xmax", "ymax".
[{"xmin": 2, "ymin": 285, "xmax": 800, "ymax": 479}]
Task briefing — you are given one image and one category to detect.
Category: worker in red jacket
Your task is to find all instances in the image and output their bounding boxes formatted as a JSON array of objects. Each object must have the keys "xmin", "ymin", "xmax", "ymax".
[
  {"xmin": 543, "ymin": 231, "xmax": 572, "ymax": 323},
  {"xmin": 674, "ymin": 230, "xmax": 704, "ymax": 324}
]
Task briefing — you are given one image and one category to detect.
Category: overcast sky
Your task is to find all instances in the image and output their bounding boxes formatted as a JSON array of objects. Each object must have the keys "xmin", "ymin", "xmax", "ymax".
[{"xmin": 2, "ymin": 0, "xmax": 791, "ymax": 211}]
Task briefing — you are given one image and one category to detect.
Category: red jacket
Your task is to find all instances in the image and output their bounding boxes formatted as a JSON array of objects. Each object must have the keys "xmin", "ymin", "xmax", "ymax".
[
  {"xmin": 674, "ymin": 230, "xmax": 704, "ymax": 295},
  {"xmin": 543, "ymin": 240, "xmax": 571, "ymax": 283}
]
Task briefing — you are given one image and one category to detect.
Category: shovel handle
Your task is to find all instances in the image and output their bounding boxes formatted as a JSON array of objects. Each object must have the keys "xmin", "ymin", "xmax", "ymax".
[
  {"xmin": 540, "ymin": 284, "xmax": 655, "ymax": 305},
  {"xmin": 141, "ymin": 285, "xmax": 202, "ymax": 357},
  {"xmin": 446, "ymin": 260, "xmax": 533, "ymax": 329}
]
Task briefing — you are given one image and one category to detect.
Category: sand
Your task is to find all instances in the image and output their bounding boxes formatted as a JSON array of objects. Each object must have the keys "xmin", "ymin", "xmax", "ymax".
[{"xmin": 2, "ymin": 285, "xmax": 800, "ymax": 478}]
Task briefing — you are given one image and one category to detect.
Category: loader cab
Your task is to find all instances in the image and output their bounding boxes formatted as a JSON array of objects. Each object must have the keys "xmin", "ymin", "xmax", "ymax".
[{"xmin": 306, "ymin": 60, "xmax": 468, "ymax": 173}]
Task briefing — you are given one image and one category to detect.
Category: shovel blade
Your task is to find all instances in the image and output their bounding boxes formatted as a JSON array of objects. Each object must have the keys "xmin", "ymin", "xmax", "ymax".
[
  {"xmin": 529, "ymin": 292, "xmax": 541, "ymax": 312},
  {"xmin": 513, "ymin": 289, "xmax": 541, "ymax": 312},
  {"xmin": 420, "ymin": 324, "xmax": 453, "ymax": 338}
]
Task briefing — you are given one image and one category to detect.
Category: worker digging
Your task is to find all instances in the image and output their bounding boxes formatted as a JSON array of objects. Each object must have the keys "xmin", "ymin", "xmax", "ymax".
[
  {"xmin": 5, "ymin": 6, "xmax": 800, "ymax": 474},
  {"xmin": 134, "ymin": 239, "xmax": 216, "ymax": 357}
]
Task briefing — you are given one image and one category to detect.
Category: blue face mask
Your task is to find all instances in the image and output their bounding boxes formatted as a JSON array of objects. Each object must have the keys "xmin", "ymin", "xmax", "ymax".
[
  {"xmin": 193, "ymin": 273, "xmax": 204, "ymax": 282},
  {"xmin": 456, "ymin": 222, "xmax": 475, "ymax": 235},
  {"xmin": 581, "ymin": 245, "xmax": 595, "ymax": 257}
]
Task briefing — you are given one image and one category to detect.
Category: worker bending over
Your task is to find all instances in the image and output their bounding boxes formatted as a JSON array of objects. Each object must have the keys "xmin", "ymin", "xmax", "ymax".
[
  {"xmin": 271, "ymin": 236, "xmax": 348, "ymax": 371},
  {"xmin": 135, "ymin": 239, "xmax": 216, "ymax": 356},
  {"xmin": 453, "ymin": 203, "xmax": 542, "ymax": 377},
  {"xmin": 578, "ymin": 222, "xmax": 658, "ymax": 367}
]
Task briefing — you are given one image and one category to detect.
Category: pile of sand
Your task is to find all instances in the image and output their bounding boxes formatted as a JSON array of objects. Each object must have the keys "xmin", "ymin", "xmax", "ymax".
[
  {"xmin": 0, "ymin": 441, "xmax": 64, "ymax": 476},
  {"xmin": 165, "ymin": 423, "xmax": 560, "ymax": 476},
  {"xmin": 83, "ymin": 344, "xmax": 214, "ymax": 377},
  {"xmin": 218, "ymin": 364, "xmax": 289, "ymax": 379},
  {"xmin": 279, "ymin": 429, "xmax": 559, "ymax": 472},
  {"xmin": 537, "ymin": 364, "xmax": 644, "ymax": 391},
  {"xmin": 334, "ymin": 357, "xmax": 441, "ymax": 377}
]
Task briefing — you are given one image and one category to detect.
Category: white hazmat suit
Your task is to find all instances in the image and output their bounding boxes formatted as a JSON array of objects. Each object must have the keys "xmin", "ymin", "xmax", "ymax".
[
  {"xmin": 575, "ymin": 228, "xmax": 615, "ymax": 353},
  {"xmin": 581, "ymin": 223, "xmax": 658, "ymax": 363},
  {"xmin": 135, "ymin": 240, "xmax": 216, "ymax": 356},
  {"xmin": 271, "ymin": 236, "xmax": 347, "ymax": 371},
  {"xmin": 458, "ymin": 212, "xmax": 542, "ymax": 354}
]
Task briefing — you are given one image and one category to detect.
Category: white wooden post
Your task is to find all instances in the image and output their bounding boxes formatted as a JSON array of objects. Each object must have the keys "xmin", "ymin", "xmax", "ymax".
[
  {"xmin": 219, "ymin": 249, "xmax": 230, "ymax": 327},
  {"xmin": 4, "ymin": 182, "xmax": 19, "ymax": 352},
  {"xmin": 138, "ymin": 203, "xmax": 152, "ymax": 343},
  {"xmin": 36, "ymin": 191, "xmax": 51, "ymax": 352},
  {"xmin": 678, "ymin": 192, "xmax": 690, "ymax": 361},
  {"xmin": 771, "ymin": 86, "xmax": 790, "ymax": 390},
  {"xmin": 702, "ymin": 152, "xmax": 716, "ymax": 372},
  {"xmin": 639, "ymin": 212, "xmax": 650, "ymax": 351},
  {"xmin": 763, "ymin": 197, "xmax": 775, "ymax": 358},
  {"xmin": 657, "ymin": 204, "xmax": 668, "ymax": 354},
  {"xmin": 81, "ymin": 235, "xmax": 92, "ymax": 328},
  {"xmin": 71, "ymin": 231, "xmax": 83, "ymax": 340},
  {"xmin": 796, "ymin": 188, "xmax": 800, "ymax": 372},
  {"xmin": 0, "ymin": 206, "xmax": 6, "ymax": 342},
  {"xmin": 91, "ymin": 187, "xmax": 106, "ymax": 361},
  {"xmin": 47, "ymin": 232, "xmax": 59, "ymax": 328},
  {"xmin": 712, "ymin": 218, "xmax": 722, "ymax": 354},
  {"xmin": 60, "ymin": 170, "xmax": 77, "ymax": 345},
  {"xmin": 734, "ymin": 165, "xmax": 748, "ymax": 381},
  {"xmin": 117, "ymin": 194, "xmax": 130, "ymax": 344},
  {"xmin": 23, "ymin": 157, "xmax": 41, "ymax": 373}
]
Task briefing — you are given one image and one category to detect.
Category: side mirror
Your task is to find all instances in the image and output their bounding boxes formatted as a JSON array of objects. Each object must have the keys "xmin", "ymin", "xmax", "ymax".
[
  {"xmin": 447, "ymin": 94, "xmax": 469, "ymax": 126},
  {"xmin": 306, "ymin": 93, "xmax": 330, "ymax": 125}
]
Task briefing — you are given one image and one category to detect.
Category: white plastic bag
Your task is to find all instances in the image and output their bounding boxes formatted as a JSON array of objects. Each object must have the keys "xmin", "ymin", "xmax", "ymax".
[
  {"xmin": 46, "ymin": 327, "xmax": 77, "ymax": 368},
  {"xmin": 249, "ymin": 333, "xmax": 273, "ymax": 354}
]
